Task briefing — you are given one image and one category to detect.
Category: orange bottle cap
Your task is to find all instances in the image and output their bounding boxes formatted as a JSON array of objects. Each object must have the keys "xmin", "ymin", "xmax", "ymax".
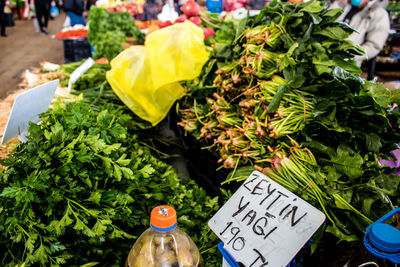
[{"xmin": 150, "ymin": 205, "xmax": 177, "ymax": 232}]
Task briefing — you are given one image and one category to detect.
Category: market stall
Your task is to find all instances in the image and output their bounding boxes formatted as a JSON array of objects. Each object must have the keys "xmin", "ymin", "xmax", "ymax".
[
  {"xmin": 371, "ymin": 0, "xmax": 400, "ymax": 82},
  {"xmin": 1, "ymin": 0, "xmax": 400, "ymax": 266}
]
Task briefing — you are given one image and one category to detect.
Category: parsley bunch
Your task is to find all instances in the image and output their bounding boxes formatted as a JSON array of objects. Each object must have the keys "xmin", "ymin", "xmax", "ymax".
[{"xmin": 0, "ymin": 97, "xmax": 219, "ymax": 266}]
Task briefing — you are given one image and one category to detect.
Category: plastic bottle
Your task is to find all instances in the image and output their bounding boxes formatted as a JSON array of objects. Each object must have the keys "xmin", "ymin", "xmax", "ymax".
[{"xmin": 125, "ymin": 205, "xmax": 204, "ymax": 267}]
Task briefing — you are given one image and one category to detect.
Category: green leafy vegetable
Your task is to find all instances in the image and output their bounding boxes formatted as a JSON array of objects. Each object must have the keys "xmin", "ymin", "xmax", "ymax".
[
  {"xmin": 178, "ymin": 0, "xmax": 400, "ymax": 248},
  {"xmin": 0, "ymin": 98, "xmax": 219, "ymax": 266},
  {"xmin": 88, "ymin": 7, "xmax": 145, "ymax": 60}
]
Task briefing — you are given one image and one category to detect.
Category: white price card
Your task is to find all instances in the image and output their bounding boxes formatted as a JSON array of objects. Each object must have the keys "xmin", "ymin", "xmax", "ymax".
[
  {"xmin": 208, "ymin": 170, "xmax": 326, "ymax": 267},
  {"xmin": 223, "ymin": 258, "xmax": 230, "ymax": 267},
  {"xmin": 1, "ymin": 79, "xmax": 59, "ymax": 144},
  {"xmin": 67, "ymin": 57, "xmax": 95, "ymax": 93}
]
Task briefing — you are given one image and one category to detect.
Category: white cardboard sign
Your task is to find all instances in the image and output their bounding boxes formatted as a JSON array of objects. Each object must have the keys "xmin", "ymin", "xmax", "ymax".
[
  {"xmin": 67, "ymin": 57, "xmax": 95, "ymax": 93},
  {"xmin": 1, "ymin": 79, "xmax": 59, "ymax": 144},
  {"xmin": 209, "ymin": 170, "xmax": 326, "ymax": 267},
  {"xmin": 223, "ymin": 258, "xmax": 230, "ymax": 267}
]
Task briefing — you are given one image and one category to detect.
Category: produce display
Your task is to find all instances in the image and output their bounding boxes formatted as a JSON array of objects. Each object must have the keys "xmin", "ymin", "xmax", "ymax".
[
  {"xmin": 1, "ymin": 0, "xmax": 400, "ymax": 265},
  {"xmin": 54, "ymin": 29, "xmax": 88, "ymax": 39},
  {"xmin": 0, "ymin": 95, "xmax": 220, "ymax": 266},
  {"xmin": 88, "ymin": 7, "xmax": 145, "ymax": 60},
  {"xmin": 155, "ymin": 1, "xmax": 216, "ymax": 40},
  {"xmin": 178, "ymin": 0, "xmax": 400, "ymax": 249},
  {"xmin": 387, "ymin": 0, "xmax": 400, "ymax": 24},
  {"xmin": 224, "ymin": 0, "xmax": 248, "ymax": 11},
  {"xmin": 135, "ymin": 20, "xmax": 160, "ymax": 30},
  {"xmin": 106, "ymin": 2, "xmax": 145, "ymax": 16},
  {"xmin": 58, "ymin": 61, "xmax": 111, "ymax": 93},
  {"xmin": 157, "ymin": 16, "xmax": 215, "ymax": 40},
  {"xmin": 54, "ymin": 26, "xmax": 88, "ymax": 39}
]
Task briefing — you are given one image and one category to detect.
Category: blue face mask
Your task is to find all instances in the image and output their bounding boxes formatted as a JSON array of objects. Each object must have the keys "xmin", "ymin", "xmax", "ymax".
[{"xmin": 351, "ymin": 0, "xmax": 363, "ymax": 7}]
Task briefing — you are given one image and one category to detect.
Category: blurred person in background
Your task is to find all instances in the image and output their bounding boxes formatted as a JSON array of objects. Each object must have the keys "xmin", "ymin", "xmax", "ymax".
[
  {"xmin": 330, "ymin": 0, "xmax": 391, "ymax": 66},
  {"xmin": 34, "ymin": 0, "xmax": 51, "ymax": 34},
  {"xmin": 1, "ymin": 0, "xmax": 6, "ymax": 36},
  {"xmin": 62, "ymin": 0, "xmax": 89, "ymax": 26},
  {"xmin": 144, "ymin": 0, "xmax": 161, "ymax": 20}
]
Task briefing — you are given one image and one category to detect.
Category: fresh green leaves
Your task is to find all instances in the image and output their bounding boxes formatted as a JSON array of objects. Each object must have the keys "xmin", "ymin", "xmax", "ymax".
[
  {"xmin": 59, "ymin": 62, "xmax": 111, "ymax": 90},
  {"xmin": 328, "ymin": 145, "xmax": 364, "ymax": 180},
  {"xmin": 0, "ymin": 99, "xmax": 220, "ymax": 266},
  {"xmin": 92, "ymin": 30, "xmax": 126, "ymax": 61},
  {"xmin": 364, "ymin": 80, "xmax": 400, "ymax": 108},
  {"xmin": 315, "ymin": 26, "xmax": 352, "ymax": 40},
  {"xmin": 179, "ymin": 0, "xmax": 400, "ymax": 249},
  {"xmin": 268, "ymin": 85, "xmax": 289, "ymax": 113},
  {"xmin": 88, "ymin": 7, "xmax": 145, "ymax": 60}
]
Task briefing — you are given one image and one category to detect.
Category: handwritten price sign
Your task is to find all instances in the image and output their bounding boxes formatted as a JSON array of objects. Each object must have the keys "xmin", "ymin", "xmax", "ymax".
[{"xmin": 208, "ymin": 170, "xmax": 325, "ymax": 267}]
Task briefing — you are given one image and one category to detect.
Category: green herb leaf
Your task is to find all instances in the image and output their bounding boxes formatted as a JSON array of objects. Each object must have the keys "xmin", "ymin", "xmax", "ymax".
[{"xmin": 329, "ymin": 146, "xmax": 364, "ymax": 180}]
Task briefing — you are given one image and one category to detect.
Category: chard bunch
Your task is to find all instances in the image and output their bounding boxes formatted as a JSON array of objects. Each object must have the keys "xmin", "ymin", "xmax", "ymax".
[
  {"xmin": 244, "ymin": 24, "xmax": 283, "ymax": 47},
  {"xmin": 259, "ymin": 76, "xmax": 314, "ymax": 137},
  {"xmin": 240, "ymin": 44, "xmax": 279, "ymax": 79},
  {"xmin": 213, "ymin": 24, "xmax": 284, "ymax": 89},
  {"xmin": 179, "ymin": 91, "xmax": 272, "ymax": 168},
  {"xmin": 254, "ymin": 141, "xmax": 374, "ymax": 242},
  {"xmin": 213, "ymin": 65, "xmax": 244, "ymax": 97},
  {"xmin": 223, "ymin": 139, "xmax": 330, "ymax": 212},
  {"xmin": 179, "ymin": 74, "xmax": 314, "ymax": 170},
  {"xmin": 179, "ymin": 0, "xmax": 400, "ymax": 247},
  {"xmin": 238, "ymin": 23, "xmax": 283, "ymax": 79},
  {"xmin": 257, "ymin": 141, "xmax": 330, "ymax": 210}
]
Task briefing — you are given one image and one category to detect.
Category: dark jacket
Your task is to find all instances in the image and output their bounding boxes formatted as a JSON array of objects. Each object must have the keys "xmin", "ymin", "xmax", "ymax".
[{"xmin": 63, "ymin": 0, "xmax": 85, "ymax": 15}]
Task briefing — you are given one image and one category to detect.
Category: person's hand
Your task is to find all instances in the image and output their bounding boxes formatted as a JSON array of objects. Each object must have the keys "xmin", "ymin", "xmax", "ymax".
[{"xmin": 83, "ymin": 10, "xmax": 88, "ymax": 18}]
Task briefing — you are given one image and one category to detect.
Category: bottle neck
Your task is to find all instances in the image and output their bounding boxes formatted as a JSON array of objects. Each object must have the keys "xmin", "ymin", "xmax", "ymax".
[{"xmin": 150, "ymin": 222, "xmax": 177, "ymax": 233}]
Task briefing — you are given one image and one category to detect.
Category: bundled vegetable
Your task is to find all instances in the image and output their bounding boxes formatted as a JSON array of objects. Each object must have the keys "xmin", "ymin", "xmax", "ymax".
[
  {"xmin": 178, "ymin": 0, "xmax": 400, "ymax": 248},
  {"xmin": 58, "ymin": 60, "xmax": 110, "ymax": 90},
  {"xmin": 180, "ymin": 1, "xmax": 361, "ymax": 169},
  {"xmin": 0, "ymin": 98, "xmax": 220, "ymax": 266},
  {"xmin": 88, "ymin": 7, "xmax": 145, "ymax": 60}
]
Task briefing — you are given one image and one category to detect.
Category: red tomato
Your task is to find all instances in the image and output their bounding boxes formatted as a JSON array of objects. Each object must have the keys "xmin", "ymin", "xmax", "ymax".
[
  {"xmin": 175, "ymin": 14, "xmax": 188, "ymax": 23},
  {"xmin": 159, "ymin": 20, "xmax": 173, "ymax": 28},
  {"xmin": 189, "ymin": 16, "xmax": 201, "ymax": 26},
  {"xmin": 202, "ymin": 27, "xmax": 215, "ymax": 39},
  {"xmin": 180, "ymin": 0, "xmax": 200, "ymax": 17}
]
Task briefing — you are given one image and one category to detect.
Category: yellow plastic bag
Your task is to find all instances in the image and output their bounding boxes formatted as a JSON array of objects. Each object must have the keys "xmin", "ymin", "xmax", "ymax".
[{"xmin": 106, "ymin": 21, "xmax": 209, "ymax": 126}]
